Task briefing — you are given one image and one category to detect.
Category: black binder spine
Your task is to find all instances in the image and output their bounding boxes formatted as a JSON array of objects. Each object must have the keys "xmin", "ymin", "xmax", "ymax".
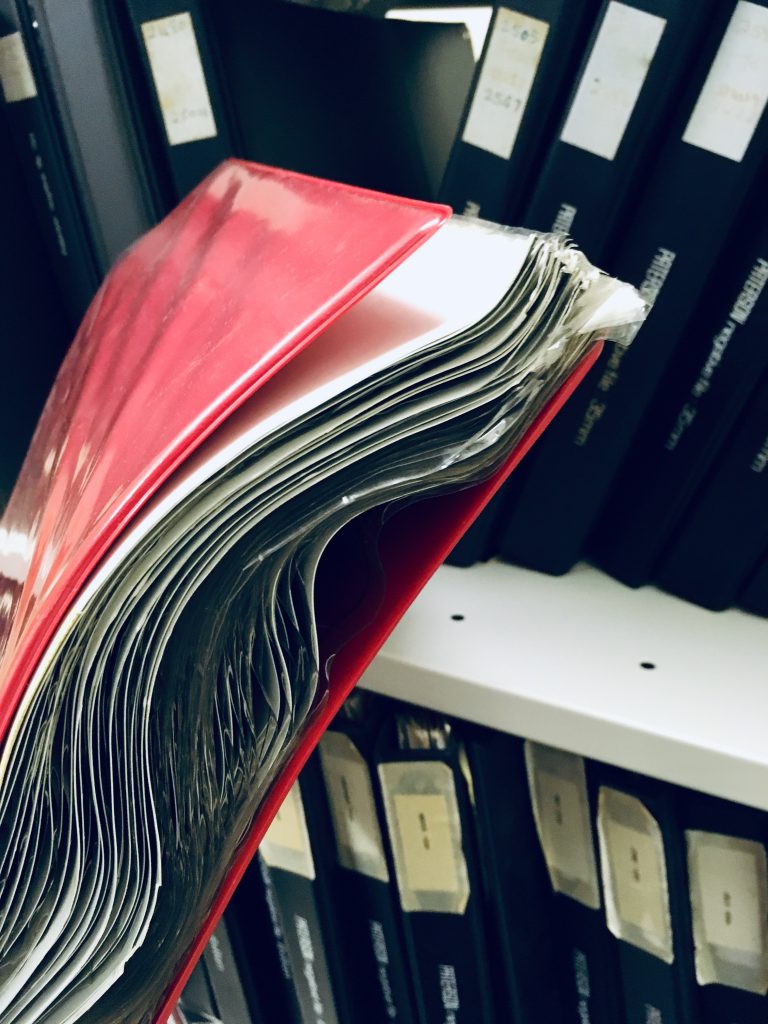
[
  {"xmin": 178, "ymin": 958, "xmax": 218, "ymax": 1022},
  {"xmin": 318, "ymin": 705, "xmax": 419, "ymax": 1024},
  {"xmin": 656, "ymin": 371, "xmax": 768, "ymax": 611},
  {"xmin": 202, "ymin": 916, "xmax": 258, "ymax": 1024},
  {"xmin": 255, "ymin": 854, "xmax": 304, "ymax": 1023},
  {"xmin": 679, "ymin": 791, "xmax": 768, "ymax": 1024},
  {"xmin": 0, "ymin": 105, "xmax": 70, "ymax": 508},
  {"xmin": 522, "ymin": 0, "xmax": 715, "ymax": 264},
  {"xmin": 499, "ymin": 0, "xmax": 768, "ymax": 576},
  {"xmin": 741, "ymin": 542, "xmax": 768, "ymax": 618},
  {"xmin": 259, "ymin": 759, "xmax": 356, "ymax": 1024},
  {"xmin": 118, "ymin": 0, "xmax": 237, "ymax": 206},
  {"xmin": 444, "ymin": 487, "xmax": 513, "ymax": 567},
  {"xmin": 377, "ymin": 712, "xmax": 497, "ymax": 1024},
  {"xmin": 438, "ymin": 0, "xmax": 600, "ymax": 223},
  {"xmin": 225, "ymin": 852, "xmax": 303, "ymax": 1024},
  {"xmin": 592, "ymin": 765, "xmax": 698, "ymax": 1024},
  {"xmin": 24, "ymin": 0, "xmax": 156, "ymax": 271},
  {"xmin": 466, "ymin": 727, "xmax": 568, "ymax": 1022},
  {"xmin": 590, "ymin": 209, "xmax": 768, "ymax": 587},
  {"xmin": 0, "ymin": 0, "xmax": 100, "ymax": 322},
  {"xmin": 525, "ymin": 740, "xmax": 622, "ymax": 1024}
]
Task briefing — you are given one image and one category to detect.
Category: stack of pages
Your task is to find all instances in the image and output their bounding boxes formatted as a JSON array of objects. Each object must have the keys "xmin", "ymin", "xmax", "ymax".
[{"xmin": 0, "ymin": 161, "xmax": 644, "ymax": 1024}]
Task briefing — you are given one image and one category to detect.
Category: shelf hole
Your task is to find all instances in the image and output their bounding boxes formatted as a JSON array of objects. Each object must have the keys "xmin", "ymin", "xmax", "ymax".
[
  {"xmin": 450, "ymin": 613, "xmax": 465, "ymax": 622},
  {"xmin": 640, "ymin": 661, "xmax": 656, "ymax": 670}
]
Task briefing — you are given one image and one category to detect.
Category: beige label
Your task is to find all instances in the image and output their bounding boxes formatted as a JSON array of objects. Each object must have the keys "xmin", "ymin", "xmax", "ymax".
[
  {"xmin": 538, "ymin": 770, "xmax": 595, "ymax": 886},
  {"xmin": 379, "ymin": 760, "xmax": 470, "ymax": 914},
  {"xmin": 141, "ymin": 13, "xmax": 217, "ymax": 146},
  {"xmin": 525, "ymin": 742, "xmax": 601, "ymax": 910},
  {"xmin": 683, "ymin": 1, "xmax": 768, "ymax": 162},
  {"xmin": 0, "ymin": 32, "xmax": 37, "ymax": 103},
  {"xmin": 606, "ymin": 819, "xmax": 668, "ymax": 938},
  {"xmin": 260, "ymin": 782, "xmax": 315, "ymax": 880},
  {"xmin": 318, "ymin": 732, "xmax": 389, "ymax": 882},
  {"xmin": 560, "ymin": 3, "xmax": 667, "ymax": 160},
  {"xmin": 698, "ymin": 843, "xmax": 764, "ymax": 953},
  {"xmin": 598, "ymin": 789, "xmax": 673, "ymax": 963},
  {"xmin": 687, "ymin": 831, "xmax": 768, "ymax": 993},
  {"xmin": 393, "ymin": 793, "xmax": 460, "ymax": 894},
  {"xmin": 462, "ymin": 9, "xmax": 550, "ymax": 160}
]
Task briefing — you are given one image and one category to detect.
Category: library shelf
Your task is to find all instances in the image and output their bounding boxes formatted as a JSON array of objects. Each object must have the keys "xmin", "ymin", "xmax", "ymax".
[{"xmin": 360, "ymin": 560, "xmax": 768, "ymax": 810}]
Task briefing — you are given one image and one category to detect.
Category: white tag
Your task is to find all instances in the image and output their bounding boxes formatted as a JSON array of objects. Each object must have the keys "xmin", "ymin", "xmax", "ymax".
[
  {"xmin": 700, "ymin": 845, "xmax": 763, "ymax": 953},
  {"xmin": 379, "ymin": 760, "xmax": 470, "ymax": 914},
  {"xmin": 687, "ymin": 830, "xmax": 768, "ymax": 993},
  {"xmin": 461, "ymin": 8, "xmax": 549, "ymax": 160},
  {"xmin": 318, "ymin": 731, "xmax": 389, "ymax": 883},
  {"xmin": 260, "ymin": 781, "xmax": 315, "ymax": 880},
  {"xmin": 525, "ymin": 742, "xmax": 601, "ymax": 910},
  {"xmin": 606, "ymin": 820, "xmax": 668, "ymax": 937},
  {"xmin": 560, "ymin": 3, "xmax": 666, "ymax": 160},
  {"xmin": 141, "ymin": 13, "xmax": 217, "ymax": 146},
  {"xmin": 682, "ymin": 1, "xmax": 768, "ymax": 162},
  {"xmin": 538, "ymin": 771, "xmax": 595, "ymax": 886},
  {"xmin": 598, "ymin": 788, "xmax": 674, "ymax": 963},
  {"xmin": 0, "ymin": 32, "xmax": 37, "ymax": 103},
  {"xmin": 393, "ymin": 793, "xmax": 460, "ymax": 894}
]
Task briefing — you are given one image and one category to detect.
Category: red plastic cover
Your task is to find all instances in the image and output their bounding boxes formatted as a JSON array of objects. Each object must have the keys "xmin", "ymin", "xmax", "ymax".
[
  {"xmin": 0, "ymin": 158, "xmax": 602, "ymax": 1023},
  {"xmin": 0, "ymin": 160, "xmax": 448, "ymax": 739}
]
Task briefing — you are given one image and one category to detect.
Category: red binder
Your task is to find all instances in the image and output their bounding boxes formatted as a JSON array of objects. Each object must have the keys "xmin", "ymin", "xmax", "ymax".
[{"xmin": 0, "ymin": 160, "xmax": 600, "ymax": 1023}]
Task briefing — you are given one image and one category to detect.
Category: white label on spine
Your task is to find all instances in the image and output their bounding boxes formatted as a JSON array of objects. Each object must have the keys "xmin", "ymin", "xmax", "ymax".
[
  {"xmin": 141, "ymin": 13, "xmax": 217, "ymax": 146},
  {"xmin": 598, "ymin": 788, "xmax": 674, "ymax": 963},
  {"xmin": 538, "ymin": 771, "xmax": 595, "ymax": 886},
  {"xmin": 559, "ymin": 3, "xmax": 666, "ymax": 160},
  {"xmin": 525, "ymin": 742, "xmax": 601, "ymax": 910},
  {"xmin": 606, "ymin": 820, "xmax": 668, "ymax": 938},
  {"xmin": 0, "ymin": 32, "xmax": 37, "ymax": 103},
  {"xmin": 318, "ymin": 731, "xmax": 389, "ymax": 882},
  {"xmin": 698, "ymin": 843, "xmax": 764, "ymax": 954},
  {"xmin": 393, "ymin": 793, "xmax": 460, "ymax": 894},
  {"xmin": 461, "ymin": 8, "xmax": 549, "ymax": 161},
  {"xmin": 687, "ymin": 831, "xmax": 768, "ymax": 993},
  {"xmin": 260, "ymin": 781, "xmax": 315, "ymax": 880},
  {"xmin": 379, "ymin": 760, "xmax": 470, "ymax": 914},
  {"xmin": 683, "ymin": 1, "xmax": 768, "ymax": 162}
]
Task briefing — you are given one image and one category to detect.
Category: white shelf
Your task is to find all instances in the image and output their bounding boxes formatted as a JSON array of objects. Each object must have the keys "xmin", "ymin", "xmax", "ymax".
[{"xmin": 361, "ymin": 561, "xmax": 768, "ymax": 810}]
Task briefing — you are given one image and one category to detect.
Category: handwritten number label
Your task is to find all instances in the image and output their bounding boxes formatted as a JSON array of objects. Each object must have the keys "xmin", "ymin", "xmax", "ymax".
[
  {"xmin": 683, "ymin": 1, "xmax": 768, "ymax": 161},
  {"xmin": 462, "ymin": 9, "xmax": 549, "ymax": 160},
  {"xmin": 141, "ymin": 13, "xmax": 217, "ymax": 146}
]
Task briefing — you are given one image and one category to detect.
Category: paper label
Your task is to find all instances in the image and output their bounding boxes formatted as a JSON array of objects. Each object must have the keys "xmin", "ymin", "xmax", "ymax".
[
  {"xmin": 682, "ymin": 1, "xmax": 768, "ymax": 162},
  {"xmin": 538, "ymin": 771, "xmax": 595, "ymax": 886},
  {"xmin": 560, "ymin": 3, "xmax": 666, "ymax": 160},
  {"xmin": 0, "ymin": 32, "xmax": 37, "ymax": 103},
  {"xmin": 462, "ymin": 8, "xmax": 549, "ymax": 160},
  {"xmin": 260, "ymin": 782, "xmax": 315, "ymax": 880},
  {"xmin": 379, "ymin": 761, "xmax": 470, "ymax": 913},
  {"xmin": 525, "ymin": 743, "xmax": 601, "ymax": 909},
  {"xmin": 606, "ymin": 820, "xmax": 668, "ymax": 939},
  {"xmin": 698, "ymin": 843, "xmax": 764, "ymax": 953},
  {"xmin": 598, "ymin": 789, "xmax": 673, "ymax": 962},
  {"xmin": 393, "ymin": 793, "xmax": 460, "ymax": 894},
  {"xmin": 318, "ymin": 732, "xmax": 389, "ymax": 882},
  {"xmin": 141, "ymin": 13, "xmax": 217, "ymax": 146},
  {"xmin": 687, "ymin": 831, "xmax": 768, "ymax": 992}
]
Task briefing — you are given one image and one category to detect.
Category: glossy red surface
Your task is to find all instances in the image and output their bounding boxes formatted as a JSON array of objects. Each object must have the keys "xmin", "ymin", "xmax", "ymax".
[
  {"xmin": 0, "ymin": 155, "xmax": 600, "ymax": 1023},
  {"xmin": 0, "ymin": 160, "xmax": 448, "ymax": 740}
]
